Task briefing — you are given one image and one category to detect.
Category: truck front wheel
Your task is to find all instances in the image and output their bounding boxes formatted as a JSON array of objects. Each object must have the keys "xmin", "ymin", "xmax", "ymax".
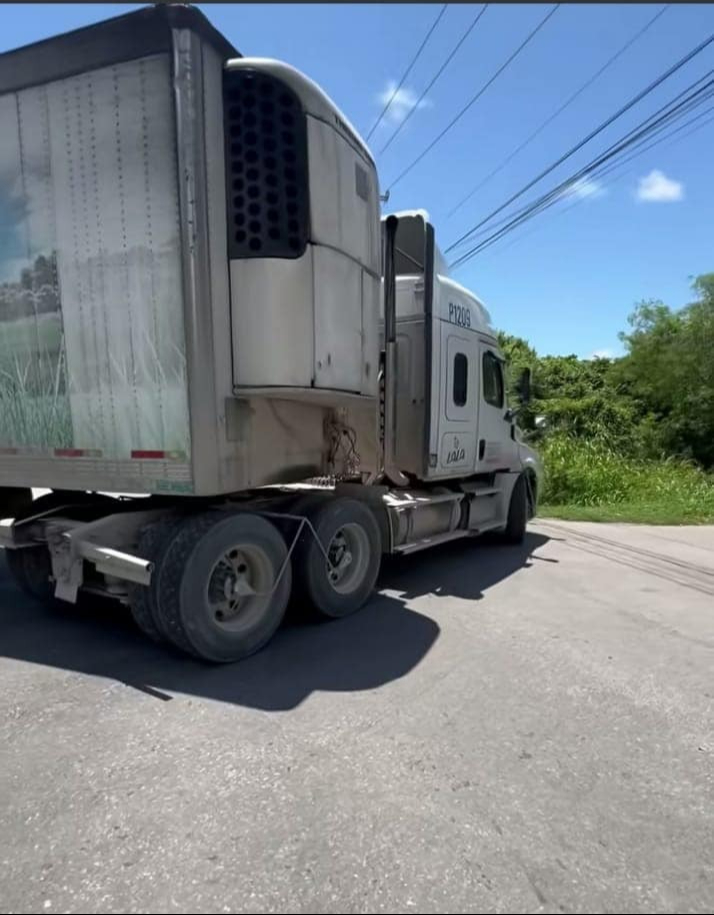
[
  {"xmin": 500, "ymin": 474, "xmax": 528, "ymax": 544},
  {"xmin": 293, "ymin": 498, "xmax": 381, "ymax": 619},
  {"xmin": 155, "ymin": 512, "xmax": 291, "ymax": 663}
]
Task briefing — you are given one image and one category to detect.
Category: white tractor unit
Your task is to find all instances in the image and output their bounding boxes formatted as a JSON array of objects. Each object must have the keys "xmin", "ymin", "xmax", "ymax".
[{"xmin": 0, "ymin": 6, "xmax": 541, "ymax": 662}]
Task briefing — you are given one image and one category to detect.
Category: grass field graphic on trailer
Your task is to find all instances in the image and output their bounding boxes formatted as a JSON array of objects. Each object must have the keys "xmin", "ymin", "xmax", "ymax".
[{"xmin": 0, "ymin": 54, "xmax": 190, "ymax": 461}]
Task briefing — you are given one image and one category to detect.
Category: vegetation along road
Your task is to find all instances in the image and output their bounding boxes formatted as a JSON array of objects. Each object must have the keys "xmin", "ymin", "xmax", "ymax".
[{"xmin": 502, "ymin": 272, "xmax": 714, "ymax": 525}]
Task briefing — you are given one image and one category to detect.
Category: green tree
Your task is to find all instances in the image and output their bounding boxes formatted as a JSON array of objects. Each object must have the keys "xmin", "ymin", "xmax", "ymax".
[{"xmin": 617, "ymin": 277, "xmax": 714, "ymax": 466}]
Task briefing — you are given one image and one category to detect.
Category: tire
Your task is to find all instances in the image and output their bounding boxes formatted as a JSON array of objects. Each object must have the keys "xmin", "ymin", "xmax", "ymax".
[
  {"xmin": 16, "ymin": 490, "xmax": 118, "ymax": 519},
  {"xmin": 501, "ymin": 474, "xmax": 528, "ymax": 544},
  {"xmin": 4, "ymin": 491, "xmax": 117, "ymax": 605},
  {"xmin": 155, "ymin": 511, "xmax": 292, "ymax": 663},
  {"xmin": 5, "ymin": 546, "xmax": 55, "ymax": 602},
  {"xmin": 0, "ymin": 487, "xmax": 32, "ymax": 520},
  {"xmin": 525, "ymin": 471, "xmax": 537, "ymax": 520},
  {"xmin": 292, "ymin": 497, "xmax": 381, "ymax": 619},
  {"xmin": 127, "ymin": 516, "xmax": 183, "ymax": 643}
]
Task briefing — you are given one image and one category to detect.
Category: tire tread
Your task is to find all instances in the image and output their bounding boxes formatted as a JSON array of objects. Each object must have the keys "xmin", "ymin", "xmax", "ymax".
[{"xmin": 128, "ymin": 515, "xmax": 183, "ymax": 643}]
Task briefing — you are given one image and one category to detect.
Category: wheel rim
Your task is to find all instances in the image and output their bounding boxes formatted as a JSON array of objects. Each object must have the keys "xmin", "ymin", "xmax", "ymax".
[
  {"xmin": 326, "ymin": 523, "xmax": 371, "ymax": 595},
  {"xmin": 205, "ymin": 543, "xmax": 274, "ymax": 633}
]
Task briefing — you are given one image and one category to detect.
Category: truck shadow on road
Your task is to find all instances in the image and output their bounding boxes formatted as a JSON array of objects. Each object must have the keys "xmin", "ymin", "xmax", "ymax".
[{"xmin": 0, "ymin": 531, "xmax": 549, "ymax": 711}]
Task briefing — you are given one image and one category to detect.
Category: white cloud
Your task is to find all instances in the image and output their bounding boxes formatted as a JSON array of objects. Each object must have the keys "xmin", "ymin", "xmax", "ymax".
[
  {"xmin": 559, "ymin": 177, "xmax": 605, "ymax": 201},
  {"xmin": 376, "ymin": 81, "xmax": 431, "ymax": 127},
  {"xmin": 589, "ymin": 348, "xmax": 614, "ymax": 360},
  {"xmin": 636, "ymin": 169, "xmax": 683, "ymax": 203}
]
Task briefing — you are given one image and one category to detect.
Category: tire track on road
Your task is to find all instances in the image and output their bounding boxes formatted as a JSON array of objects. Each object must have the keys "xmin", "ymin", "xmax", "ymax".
[{"xmin": 534, "ymin": 520, "xmax": 714, "ymax": 597}]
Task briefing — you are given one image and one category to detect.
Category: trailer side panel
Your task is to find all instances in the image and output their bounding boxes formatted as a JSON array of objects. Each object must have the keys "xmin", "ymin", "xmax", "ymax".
[{"xmin": 0, "ymin": 53, "xmax": 193, "ymax": 493}]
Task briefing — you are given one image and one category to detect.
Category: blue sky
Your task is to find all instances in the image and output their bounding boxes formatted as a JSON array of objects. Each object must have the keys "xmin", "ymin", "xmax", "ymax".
[{"xmin": 3, "ymin": 3, "xmax": 713, "ymax": 358}]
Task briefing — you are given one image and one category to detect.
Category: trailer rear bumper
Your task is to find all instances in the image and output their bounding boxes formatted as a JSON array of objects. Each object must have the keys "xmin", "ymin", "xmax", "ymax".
[
  {"xmin": 74, "ymin": 544, "xmax": 153, "ymax": 588},
  {"xmin": 0, "ymin": 510, "xmax": 159, "ymax": 602}
]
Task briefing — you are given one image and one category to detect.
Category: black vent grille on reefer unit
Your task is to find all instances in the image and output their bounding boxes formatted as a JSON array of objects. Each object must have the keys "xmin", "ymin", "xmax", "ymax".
[{"xmin": 224, "ymin": 68, "xmax": 309, "ymax": 259}]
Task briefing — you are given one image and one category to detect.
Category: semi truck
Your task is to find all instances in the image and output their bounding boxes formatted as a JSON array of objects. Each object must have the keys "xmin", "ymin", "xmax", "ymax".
[{"xmin": 0, "ymin": 5, "xmax": 541, "ymax": 662}]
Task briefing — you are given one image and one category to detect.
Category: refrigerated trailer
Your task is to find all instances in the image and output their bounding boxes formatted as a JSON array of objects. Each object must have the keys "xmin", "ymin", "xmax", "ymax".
[{"xmin": 0, "ymin": 5, "xmax": 541, "ymax": 661}]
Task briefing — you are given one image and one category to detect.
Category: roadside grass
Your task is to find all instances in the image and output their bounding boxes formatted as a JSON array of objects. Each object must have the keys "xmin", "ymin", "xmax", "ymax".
[
  {"xmin": 539, "ymin": 502, "xmax": 714, "ymax": 525},
  {"xmin": 538, "ymin": 434, "xmax": 714, "ymax": 525}
]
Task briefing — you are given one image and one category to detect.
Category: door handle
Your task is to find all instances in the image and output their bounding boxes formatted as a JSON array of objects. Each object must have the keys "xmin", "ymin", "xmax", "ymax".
[{"xmin": 478, "ymin": 439, "xmax": 485, "ymax": 460}]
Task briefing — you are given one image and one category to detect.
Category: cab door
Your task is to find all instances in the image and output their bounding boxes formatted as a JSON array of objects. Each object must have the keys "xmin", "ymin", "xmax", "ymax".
[
  {"xmin": 476, "ymin": 342, "xmax": 513, "ymax": 472},
  {"xmin": 435, "ymin": 326, "xmax": 478, "ymax": 475}
]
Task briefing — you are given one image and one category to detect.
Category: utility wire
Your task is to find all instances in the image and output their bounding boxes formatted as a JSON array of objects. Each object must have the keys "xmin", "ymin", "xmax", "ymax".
[
  {"xmin": 450, "ymin": 74, "xmax": 714, "ymax": 263},
  {"xmin": 365, "ymin": 4, "xmax": 448, "ymax": 141},
  {"xmin": 454, "ymin": 79, "xmax": 714, "ymax": 263},
  {"xmin": 445, "ymin": 28, "xmax": 714, "ymax": 254},
  {"xmin": 539, "ymin": 90, "xmax": 714, "ymax": 225},
  {"xmin": 379, "ymin": 4, "xmax": 489, "ymax": 155},
  {"xmin": 447, "ymin": 3, "xmax": 670, "ymax": 218},
  {"xmin": 386, "ymin": 3, "xmax": 561, "ymax": 191},
  {"xmin": 462, "ymin": 70, "xmax": 714, "ymax": 252},
  {"xmin": 595, "ymin": 97, "xmax": 714, "ymax": 181},
  {"xmin": 448, "ymin": 66, "xmax": 714, "ymax": 254},
  {"xmin": 447, "ymin": 78, "xmax": 713, "ymax": 262},
  {"xmin": 469, "ymin": 103, "xmax": 714, "ymax": 262},
  {"xmin": 449, "ymin": 73, "xmax": 714, "ymax": 266}
]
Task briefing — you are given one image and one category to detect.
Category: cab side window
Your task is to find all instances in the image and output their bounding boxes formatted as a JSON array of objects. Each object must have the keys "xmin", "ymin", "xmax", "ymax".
[
  {"xmin": 482, "ymin": 351, "xmax": 504, "ymax": 408},
  {"xmin": 453, "ymin": 352, "xmax": 468, "ymax": 407}
]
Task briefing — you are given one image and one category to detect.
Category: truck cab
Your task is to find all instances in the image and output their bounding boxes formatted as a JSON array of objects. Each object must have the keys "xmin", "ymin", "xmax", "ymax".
[{"xmin": 384, "ymin": 211, "xmax": 538, "ymax": 492}]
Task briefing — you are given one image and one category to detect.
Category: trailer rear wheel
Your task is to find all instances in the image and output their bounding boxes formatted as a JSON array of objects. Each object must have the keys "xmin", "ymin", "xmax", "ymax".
[
  {"xmin": 127, "ymin": 516, "xmax": 183, "ymax": 643},
  {"xmin": 156, "ymin": 512, "xmax": 291, "ymax": 662},
  {"xmin": 293, "ymin": 498, "xmax": 381, "ymax": 619},
  {"xmin": 5, "ymin": 547, "xmax": 55, "ymax": 602}
]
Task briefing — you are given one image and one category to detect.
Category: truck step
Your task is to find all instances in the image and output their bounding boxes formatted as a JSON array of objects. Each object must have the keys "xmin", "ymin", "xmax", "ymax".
[
  {"xmin": 385, "ymin": 491, "xmax": 464, "ymax": 509},
  {"xmin": 394, "ymin": 529, "xmax": 472, "ymax": 554}
]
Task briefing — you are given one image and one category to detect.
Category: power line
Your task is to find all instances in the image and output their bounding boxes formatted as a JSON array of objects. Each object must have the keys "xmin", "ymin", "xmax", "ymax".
[
  {"xmin": 452, "ymin": 78, "xmax": 714, "ymax": 264},
  {"xmin": 379, "ymin": 4, "xmax": 490, "ymax": 155},
  {"xmin": 460, "ymin": 70, "xmax": 714, "ymax": 257},
  {"xmin": 447, "ymin": 65, "xmax": 714, "ymax": 261},
  {"xmin": 451, "ymin": 74, "xmax": 714, "ymax": 264},
  {"xmin": 365, "ymin": 4, "xmax": 448, "ymax": 142},
  {"xmin": 445, "ymin": 28, "xmax": 714, "ymax": 255},
  {"xmin": 596, "ymin": 98, "xmax": 714, "ymax": 181},
  {"xmin": 386, "ymin": 3, "xmax": 561, "ymax": 191},
  {"xmin": 590, "ymin": 89, "xmax": 714, "ymax": 183},
  {"xmin": 465, "ymin": 104, "xmax": 714, "ymax": 262},
  {"xmin": 449, "ymin": 72, "xmax": 714, "ymax": 267},
  {"xmin": 448, "ymin": 66, "xmax": 714, "ymax": 255},
  {"xmin": 447, "ymin": 3, "xmax": 670, "ymax": 219}
]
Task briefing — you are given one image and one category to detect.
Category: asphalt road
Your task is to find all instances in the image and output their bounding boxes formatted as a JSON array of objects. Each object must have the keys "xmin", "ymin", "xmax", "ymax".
[{"xmin": 1, "ymin": 520, "xmax": 714, "ymax": 915}]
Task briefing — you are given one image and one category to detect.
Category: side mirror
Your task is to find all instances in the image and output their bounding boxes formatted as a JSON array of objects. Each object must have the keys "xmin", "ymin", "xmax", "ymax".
[{"xmin": 516, "ymin": 367, "xmax": 532, "ymax": 404}]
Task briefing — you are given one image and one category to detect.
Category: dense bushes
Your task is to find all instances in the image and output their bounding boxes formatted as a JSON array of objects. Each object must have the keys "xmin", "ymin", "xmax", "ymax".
[
  {"xmin": 500, "ymin": 272, "xmax": 714, "ymax": 521},
  {"xmin": 539, "ymin": 434, "xmax": 714, "ymax": 521}
]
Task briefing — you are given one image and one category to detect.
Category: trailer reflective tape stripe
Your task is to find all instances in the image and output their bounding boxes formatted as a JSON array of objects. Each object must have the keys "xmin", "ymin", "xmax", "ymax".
[
  {"xmin": 54, "ymin": 449, "xmax": 103, "ymax": 458},
  {"xmin": 131, "ymin": 450, "xmax": 165, "ymax": 460},
  {"xmin": 131, "ymin": 450, "xmax": 188, "ymax": 461},
  {"xmin": 0, "ymin": 447, "xmax": 103, "ymax": 457},
  {"xmin": 0, "ymin": 447, "xmax": 45, "ymax": 455}
]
